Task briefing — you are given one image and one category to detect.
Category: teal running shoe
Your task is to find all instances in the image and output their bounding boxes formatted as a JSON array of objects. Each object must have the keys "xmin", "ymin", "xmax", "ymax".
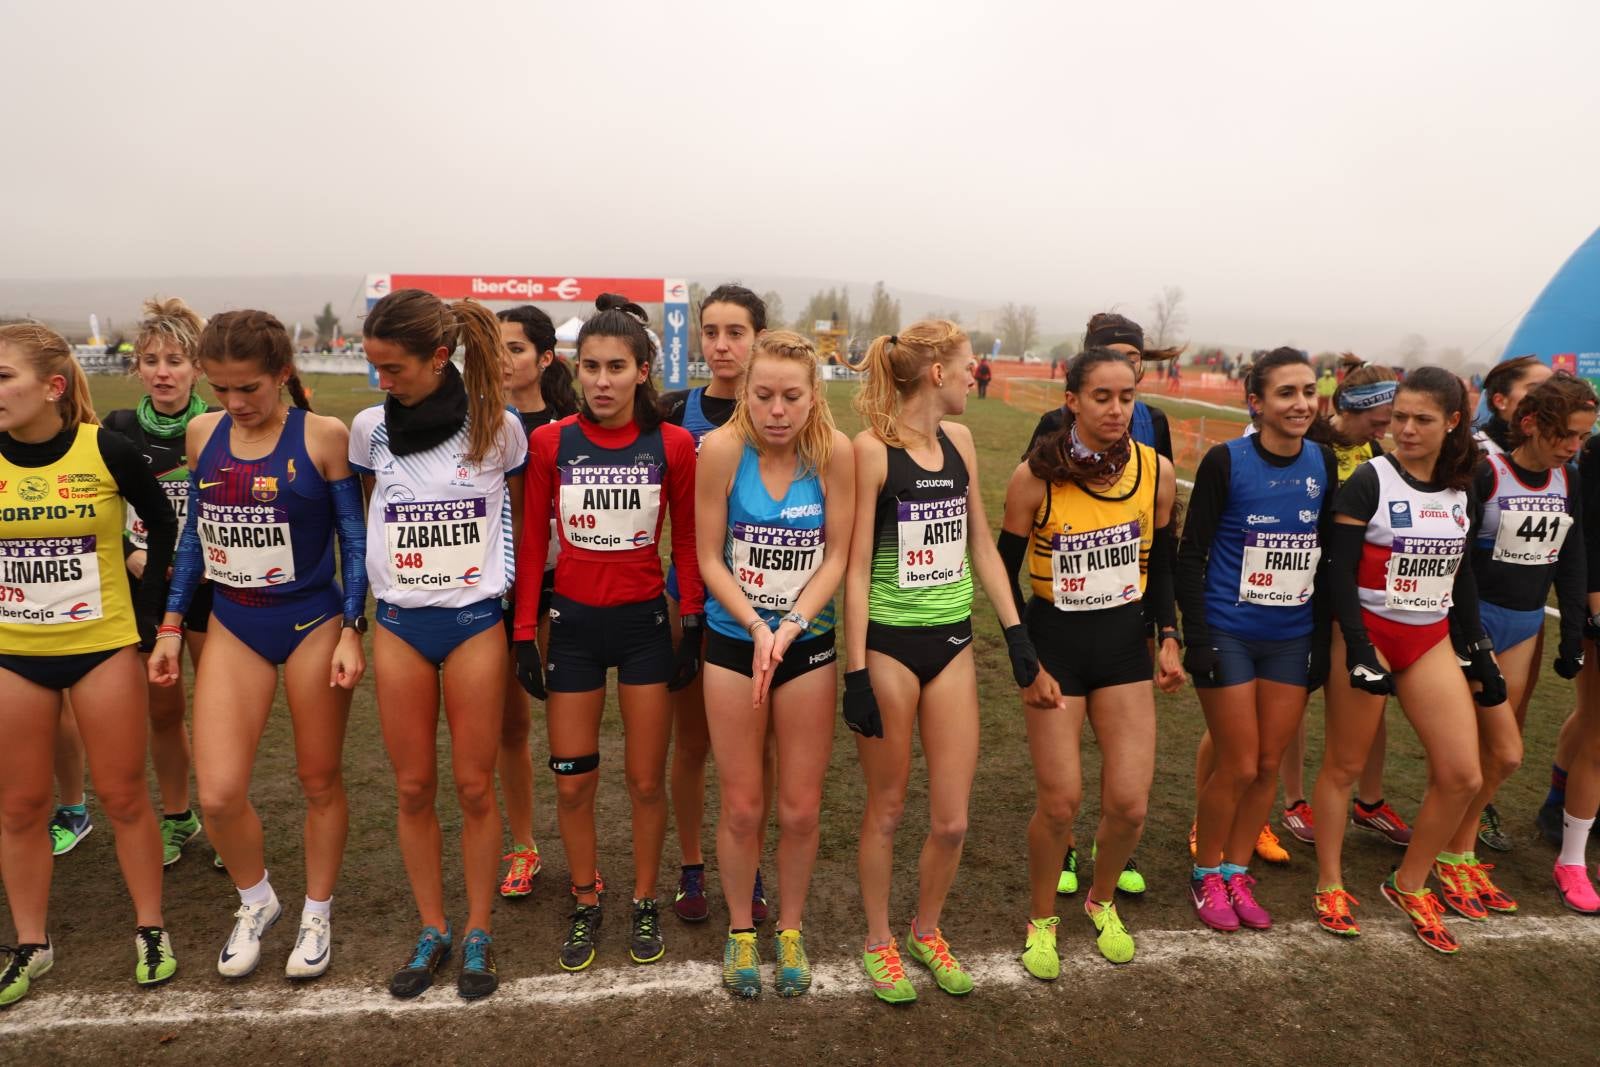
[{"xmin": 722, "ymin": 931, "xmax": 760, "ymax": 998}]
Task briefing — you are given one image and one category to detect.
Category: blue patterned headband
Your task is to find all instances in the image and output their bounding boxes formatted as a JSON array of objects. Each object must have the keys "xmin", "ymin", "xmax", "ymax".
[{"xmin": 1339, "ymin": 381, "xmax": 1396, "ymax": 411}]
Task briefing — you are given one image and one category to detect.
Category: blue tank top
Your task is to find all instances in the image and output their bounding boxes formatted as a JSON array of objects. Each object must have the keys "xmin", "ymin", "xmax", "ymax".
[
  {"xmin": 192, "ymin": 407, "xmax": 336, "ymax": 606},
  {"xmin": 1201, "ymin": 436, "xmax": 1328, "ymax": 640},
  {"xmin": 1132, "ymin": 401, "xmax": 1155, "ymax": 450},
  {"xmin": 681, "ymin": 388, "xmax": 718, "ymax": 447},
  {"xmin": 705, "ymin": 444, "xmax": 833, "ymax": 641}
]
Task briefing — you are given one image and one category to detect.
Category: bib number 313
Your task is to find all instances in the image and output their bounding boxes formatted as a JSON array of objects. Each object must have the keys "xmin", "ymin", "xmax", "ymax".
[{"xmin": 896, "ymin": 496, "xmax": 967, "ymax": 589}]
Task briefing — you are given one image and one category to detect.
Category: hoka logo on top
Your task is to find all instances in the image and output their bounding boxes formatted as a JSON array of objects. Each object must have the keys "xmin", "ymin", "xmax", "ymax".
[{"xmin": 779, "ymin": 502, "xmax": 823, "ymax": 520}]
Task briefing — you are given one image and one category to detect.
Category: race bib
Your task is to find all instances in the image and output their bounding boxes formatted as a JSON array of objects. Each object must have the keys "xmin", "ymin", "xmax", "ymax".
[
  {"xmin": 385, "ymin": 498, "xmax": 489, "ymax": 589},
  {"xmin": 1491, "ymin": 498, "xmax": 1569, "ymax": 565},
  {"xmin": 729, "ymin": 522, "xmax": 823, "ymax": 613},
  {"xmin": 1238, "ymin": 531, "xmax": 1319, "ymax": 606},
  {"xmin": 0, "ymin": 535, "xmax": 103, "ymax": 625},
  {"xmin": 198, "ymin": 501, "xmax": 296, "ymax": 588},
  {"xmin": 1385, "ymin": 535, "xmax": 1462, "ymax": 612},
  {"xmin": 896, "ymin": 496, "xmax": 967, "ymax": 589},
  {"xmin": 1049, "ymin": 520, "xmax": 1142, "ymax": 611},
  {"xmin": 558, "ymin": 465, "xmax": 662, "ymax": 552},
  {"xmin": 126, "ymin": 477, "xmax": 190, "ymax": 551}
]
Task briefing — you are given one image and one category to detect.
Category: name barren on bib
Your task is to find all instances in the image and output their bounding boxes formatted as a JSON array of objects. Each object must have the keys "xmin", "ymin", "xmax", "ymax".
[
  {"xmin": 1385, "ymin": 534, "xmax": 1462, "ymax": 612},
  {"xmin": 0, "ymin": 535, "xmax": 102, "ymax": 625}
]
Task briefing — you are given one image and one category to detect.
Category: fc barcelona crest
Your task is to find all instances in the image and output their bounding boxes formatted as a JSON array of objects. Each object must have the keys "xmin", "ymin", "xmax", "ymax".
[{"xmin": 251, "ymin": 476, "xmax": 279, "ymax": 502}]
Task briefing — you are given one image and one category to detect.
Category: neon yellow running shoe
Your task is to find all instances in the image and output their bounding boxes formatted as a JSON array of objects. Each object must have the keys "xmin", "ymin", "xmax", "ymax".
[
  {"xmin": 1056, "ymin": 846, "xmax": 1079, "ymax": 895},
  {"xmin": 1021, "ymin": 916, "xmax": 1060, "ymax": 980},
  {"xmin": 1085, "ymin": 899, "xmax": 1135, "ymax": 964},
  {"xmin": 906, "ymin": 922, "xmax": 973, "ymax": 996},
  {"xmin": 1091, "ymin": 841, "xmax": 1147, "ymax": 894},
  {"xmin": 775, "ymin": 928, "xmax": 811, "ymax": 997},
  {"xmin": 722, "ymin": 931, "xmax": 760, "ymax": 998},
  {"xmin": 862, "ymin": 938, "xmax": 916, "ymax": 1004}
]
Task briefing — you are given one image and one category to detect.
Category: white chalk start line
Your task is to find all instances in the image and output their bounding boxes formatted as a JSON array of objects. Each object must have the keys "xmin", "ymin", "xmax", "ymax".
[{"xmin": 3, "ymin": 915, "xmax": 1597, "ymax": 1036}]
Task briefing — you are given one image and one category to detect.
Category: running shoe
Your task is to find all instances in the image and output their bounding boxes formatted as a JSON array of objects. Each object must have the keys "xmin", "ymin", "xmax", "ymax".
[
  {"xmin": 1312, "ymin": 887, "xmax": 1361, "ymax": 937},
  {"xmin": 862, "ymin": 939, "xmax": 916, "ymax": 1004},
  {"xmin": 673, "ymin": 865, "xmax": 709, "ymax": 923},
  {"xmin": 751, "ymin": 869, "xmax": 769, "ymax": 925},
  {"xmin": 722, "ymin": 931, "xmax": 761, "ymax": 998},
  {"xmin": 1431, "ymin": 860, "xmax": 1488, "ymax": 922},
  {"xmin": 1190, "ymin": 872, "xmax": 1239, "ymax": 932},
  {"xmin": 1092, "ymin": 842, "xmax": 1147, "ymax": 894},
  {"xmin": 217, "ymin": 891, "xmax": 282, "ymax": 978},
  {"xmin": 774, "ymin": 928, "xmax": 811, "ymax": 997},
  {"xmin": 0, "ymin": 940, "xmax": 53, "ymax": 1008},
  {"xmin": 160, "ymin": 811, "xmax": 202, "ymax": 867},
  {"xmin": 1056, "ymin": 847, "xmax": 1080, "ymax": 896},
  {"xmin": 1351, "ymin": 800, "xmax": 1412, "ymax": 846},
  {"xmin": 906, "ymin": 923, "xmax": 973, "ymax": 995},
  {"xmin": 560, "ymin": 904, "xmax": 602, "ymax": 972},
  {"xmin": 1535, "ymin": 801, "xmax": 1564, "ymax": 848},
  {"xmin": 1381, "ymin": 874, "xmax": 1459, "ymax": 954},
  {"xmin": 1554, "ymin": 863, "xmax": 1600, "ymax": 914},
  {"xmin": 1281, "ymin": 799, "xmax": 1315, "ymax": 845},
  {"xmin": 498, "ymin": 844, "xmax": 541, "ymax": 899},
  {"xmin": 1020, "ymin": 916, "xmax": 1060, "ymax": 980},
  {"xmin": 48, "ymin": 806, "xmax": 92, "ymax": 857},
  {"xmin": 135, "ymin": 926, "xmax": 177, "ymax": 986},
  {"xmin": 1188, "ymin": 822, "xmax": 1197, "ymax": 859},
  {"xmin": 1226, "ymin": 872, "xmax": 1272, "ymax": 929},
  {"xmin": 1464, "ymin": 859, "xmax": 1518, "ymax": 914},
  {"xmin": 213, "ymin": 851, "xmax": 226, "ymax": 870},
  {"xmin": 457, "ymin": 929, "xmax": 497, "ymax": 999},
  {"xmin": 1254, "ymin": 825, "xmax": 1290, "ymax": 865},
  {"xmin": 284, "ymin": 914, "xmax": 332, "ymax": 979},
  {"xmin": 1085, "ymin": 899, "xmax": 1135, "ymax": 964},
  {"xmin": 629, "ymin": 898, "xmax": 665, "ymax": 964},
  {"xmin": 1476, "ymin": 804, "xmax": 1512, "ymax": 853},
  {"xmin": 389, "ymin": 925, "xmax": 452, "ymax": 998}
]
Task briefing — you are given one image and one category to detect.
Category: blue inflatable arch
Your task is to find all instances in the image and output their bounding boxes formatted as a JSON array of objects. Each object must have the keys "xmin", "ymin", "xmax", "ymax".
[{"xmin": 1504, "ymin": 225, "xmax": 1600, "ymax": 382}]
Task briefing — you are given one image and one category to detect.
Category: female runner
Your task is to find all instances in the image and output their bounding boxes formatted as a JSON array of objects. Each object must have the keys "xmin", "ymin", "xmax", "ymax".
[
  {"xmin": 1311, "ymin": 367, "xmax": 1504, "ymax": 952},
  {"xmin": 695, "ymin": 330, "xmax": 853, "ymax": 997},
  {"xmin": 1000, "ymin": 347, "xmax": 1182, "ymax": 977},
  {"xmin": 150, "ymin": 311, "xmax": 366, "ymax": 981},
  {"xmin": 353, "ymin": 290, "xmax": 526, "ymax": 999},
  {"xmin": 660, "ymin": 283, "xmax": 769, "ymax": 924},
  {"xmin": 513, "ymin": 295, "xmax": 704, "ymax": 972},
  {"xmin": 844, "ymin": 319, "xmax": 1044, "ymax": 1002},
  {"xmin": 104, "ymin": 296, "xmax": 212, "ymax": 866},
  {"xmin": 1177, "ymin": 349, "xmax": 1337, "ymax": 933},
  {"xmin": 0, "ymin": 324, "xmax": 179, "ymax": 1006},
  {"xmin": 1553, "ymin": 429, "xmax": 1600, "ymax": 910},
  {"xmin": 492, "ymin": 304, "xmax": 579, "ymax": 899},
  {"xmin": 1433, "ymin": 374, "xmax": 1592, "ymax": 917}
]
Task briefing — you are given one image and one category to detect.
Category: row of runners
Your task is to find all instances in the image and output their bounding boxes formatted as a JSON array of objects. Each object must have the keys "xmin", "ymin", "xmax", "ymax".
[{"xmin": 2, "ymin": 291, "xmax": 1599, "ymax": 1010}]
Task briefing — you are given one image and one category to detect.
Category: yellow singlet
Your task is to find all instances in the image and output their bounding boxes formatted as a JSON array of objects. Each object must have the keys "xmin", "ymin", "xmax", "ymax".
[
  {"xmin": 1333, "ymin": 440, "xmax": 1378, "ymax": 487},
  {"xmin": 1028, "ymin": 442, "xmax": 1157, "ymax": 611},
  {"xmin": 0, "ymin": 424, "xmax": 139, "ymax": 654}
]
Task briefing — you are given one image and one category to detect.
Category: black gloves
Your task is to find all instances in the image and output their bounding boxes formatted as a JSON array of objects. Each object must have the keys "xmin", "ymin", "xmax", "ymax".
[
  {"xmin": 1345, "ymin": 637, "xmax": 1394, "ymax": 696},
  {"xmin": 514, "ymin": 640, "xmax": 546, "ymax": 700},
  {"xmin": 668, "ymin": 613, "xmax": 704, "ymax": 692},
  {"xmin": 1464, "ymin": 642, "xmax": 1507, "ymax": 706},
  {"xmin": 1003, "ymin": 625, "xmax": 1040, "ymax": 688},
  {"xmin": 1307, "ymin": 638, "xmax": 1330, "ymax": 692},
  {"xmin": 1556, "ymin": 636, "xmax": 1586, "ymax": 680},
  {"xmin": 1183, "ymin": 643, "xmax": 1221, "ymax": 686},
  {"xmin": 843, "ymin": 669, "xmax": 883, "ymax": 739}
]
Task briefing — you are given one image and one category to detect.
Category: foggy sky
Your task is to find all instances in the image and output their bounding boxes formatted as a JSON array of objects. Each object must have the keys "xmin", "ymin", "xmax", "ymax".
[{"xmin": 4, "ymin": 0, "xmax": 1598, "ymax": 358}]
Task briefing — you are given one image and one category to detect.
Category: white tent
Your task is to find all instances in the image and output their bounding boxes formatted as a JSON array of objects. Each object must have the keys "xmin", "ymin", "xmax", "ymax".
[{"xmin": 554, "ymin": 315, "xmax": 585, "ymax": 344}]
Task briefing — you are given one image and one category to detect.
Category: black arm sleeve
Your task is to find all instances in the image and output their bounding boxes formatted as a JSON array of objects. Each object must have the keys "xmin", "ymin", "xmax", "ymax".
[
  {"xmin": 1581, "ymin": 441, "xmax": 1600, "ymax": 594},
  {"xmin": 101, "ymin": 410, "xmax": 140, "ymax": 561},
  {"xmin": 1448, "ymin": 493, "xmax": 1489, "ymax": 648},
  {"xmin": 1148, "ymin": 523, "xmax": 1179, "ymax": 633},
  {"xmin": 658, "ymin": 390, "xmax": 689, "ymax": 426},
  {"xmin": 1176, "ymin": 443, "xmax": 1231, "ymax": 647},
  {"xmin": 1148, "ymin": 404, "xmax": 1174, "ymax": 462},
  {"xmin": 997, "ymin": 530, "xmax": 1029, "ymax": 617},
  {"xmin": 1555, "ymin": 469, "xmax": 1586, "ymax": 650},
  {"xmin": 1325, "ymin": 521, "xmax": 1372, "ymax": 649},
  {"xmin": 1311, "ymin": 445, "xmax": 1341, "ymax": 636},
  {"xmin": 99, "ymin": 427, "xmax": 175, "ymax": 624}
]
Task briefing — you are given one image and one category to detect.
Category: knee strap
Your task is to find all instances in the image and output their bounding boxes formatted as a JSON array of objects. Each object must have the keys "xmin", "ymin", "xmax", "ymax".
[{"xmin": 550, "ymin": 753, "xmax": 599, "ymax": 775}]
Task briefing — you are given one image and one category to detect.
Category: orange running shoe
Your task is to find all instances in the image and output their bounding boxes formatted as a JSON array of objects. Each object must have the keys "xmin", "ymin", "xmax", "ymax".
[
  {"xmin": 1313, "ymin": 886, "xmax": 1361, "ymax": 937},
  {"xmin": 1254, "ymin": 824, "xmax": 1290, "ymax": 865},
  {"xmin": 1381, "ymin": 874, "xmax": 1459, "ymax": 954},
  {"xmin": 1464, "ymin": 859, "xmax": 1518, "ymax": 914},
  {"xmin": 1431, "ymin": 860, "xmax": 1488, "ymax": 922},
  {"xmin": 499, "ymin": 844, "xmax": 542, "ymax": 898}
]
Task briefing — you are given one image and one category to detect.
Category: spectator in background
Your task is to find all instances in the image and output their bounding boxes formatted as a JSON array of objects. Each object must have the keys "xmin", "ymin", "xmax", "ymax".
[
  {"xmin": 1316, "ymin": 367, "xmax": 1337, "ymax": 416},
  {"xmin": 975, "ymin": 355, "xmax": 993, "ymax": 399}
]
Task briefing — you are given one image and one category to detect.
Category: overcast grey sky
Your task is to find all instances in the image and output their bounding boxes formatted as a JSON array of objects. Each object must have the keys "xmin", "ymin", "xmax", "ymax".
[{"xmin": 4, "ymin": 0, "xmax": 1598, "ymax": 356}]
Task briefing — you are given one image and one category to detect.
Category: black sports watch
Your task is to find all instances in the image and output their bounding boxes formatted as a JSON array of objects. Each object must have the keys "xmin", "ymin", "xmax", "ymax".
[{"xmin": 342, "ymin": 615, "xmax": 368, "ymax": 634}]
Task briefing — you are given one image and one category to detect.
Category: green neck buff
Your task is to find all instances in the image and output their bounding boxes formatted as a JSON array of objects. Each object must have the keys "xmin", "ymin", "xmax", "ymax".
[{"xmin": 136, "ymin": 392, "xmax": 208, "ymax": 439}]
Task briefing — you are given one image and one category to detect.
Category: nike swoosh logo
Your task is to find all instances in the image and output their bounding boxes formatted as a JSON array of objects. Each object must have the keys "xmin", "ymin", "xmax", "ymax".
[
  {"xmin": 302, "ymin": 944, "xmax": 329, "ymax": 966},
  {"xmin": 294, "ymin": 615, "xmax": 328, "ymax": 632},
  {"xmin": 199, "ymin": 479, "xmax": 225, "ymax": 489},
  {"xmin": 219, "ymin": 947, "xmax": 238, "ymax": 962}
]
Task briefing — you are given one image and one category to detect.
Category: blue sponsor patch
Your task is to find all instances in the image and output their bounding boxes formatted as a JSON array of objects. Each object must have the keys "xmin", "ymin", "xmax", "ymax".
[{"xmin": 1389, "ymin": 500, "xmax": 1412, "ymax": 529}]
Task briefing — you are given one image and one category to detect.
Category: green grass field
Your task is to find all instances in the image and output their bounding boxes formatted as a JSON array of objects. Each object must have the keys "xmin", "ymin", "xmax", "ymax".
[{"xmin": 5, "ymin": 371, "xmax": 1594, "ymax": 1065}]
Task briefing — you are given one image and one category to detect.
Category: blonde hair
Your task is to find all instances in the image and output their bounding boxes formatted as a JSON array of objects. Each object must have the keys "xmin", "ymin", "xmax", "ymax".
[
  {"xmin": 0, "ymin": 322, "xmax": 97, "ymax": 427},
  {"xmin": 730, "ymin": 330, "xmax": 837, "ymax": 474},
  {"xmin": 134, "ymin": 295, "xmax": 205, "ymax": 366},
  {"xmin": 844, "ymin": 318, "xmax": 968, "ymax": 447}
]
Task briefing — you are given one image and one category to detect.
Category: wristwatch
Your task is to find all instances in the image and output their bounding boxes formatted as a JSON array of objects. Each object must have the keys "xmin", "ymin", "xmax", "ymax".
[
  {"xmin": 342, "ymin": 615, "xmax": 368, "ymax": 634},
  {"xmin": 1465, "ymin": 636, "xmax": 1494, "ymax": 655},
  {"xmin": 782, "ymin": 611, "xmax": 810, "ymax": 631}
]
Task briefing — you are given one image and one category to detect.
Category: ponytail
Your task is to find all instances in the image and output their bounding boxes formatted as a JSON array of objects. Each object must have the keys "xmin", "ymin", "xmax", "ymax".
[
  {"xmin": 62, "ymin": 352, "xmax": 98, "ymax": 426},
  {"xmin": 541, "ymin": 357, "xmax": 578, "ymax": 418},
  {"xmin": 843, "ymin": 318, "xmax": 967, "ymax": 448},
  {"xmin": 450, "ymin": 299, "xmax": 510, "ymax": 465}
]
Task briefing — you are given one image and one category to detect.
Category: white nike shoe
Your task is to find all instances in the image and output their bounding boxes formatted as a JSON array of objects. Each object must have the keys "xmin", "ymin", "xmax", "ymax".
[
  {"xmin": 284, "ymin": 913, "xmax": 332, "ymax": 979},
  {"xmin": 217, "ymin": 892, "xmax": 282, "ymax": 978}
]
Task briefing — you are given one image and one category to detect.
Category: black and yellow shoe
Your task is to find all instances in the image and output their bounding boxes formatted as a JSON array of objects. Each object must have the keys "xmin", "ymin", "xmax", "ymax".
[
  {"xmin": 560, "ymin": 904, "xmax": 602, "ymax": 972},
  {"xmin": 629, "ymin": 898, "xmax": 665, "ymax": 964}
]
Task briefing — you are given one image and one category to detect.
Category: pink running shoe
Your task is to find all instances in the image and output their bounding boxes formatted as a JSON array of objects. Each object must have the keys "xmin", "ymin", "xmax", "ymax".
[
  {"xmin": 1555, "ymin": 863, "xmax": 1600, "ymax": 914},
  {"xmin": 1226, "ymin": 872, "xmax": 1272, "ymax": 929},
  {"xmin": 1190, "ymin": 872, "xmax": 1240, "ymax": 932}
]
